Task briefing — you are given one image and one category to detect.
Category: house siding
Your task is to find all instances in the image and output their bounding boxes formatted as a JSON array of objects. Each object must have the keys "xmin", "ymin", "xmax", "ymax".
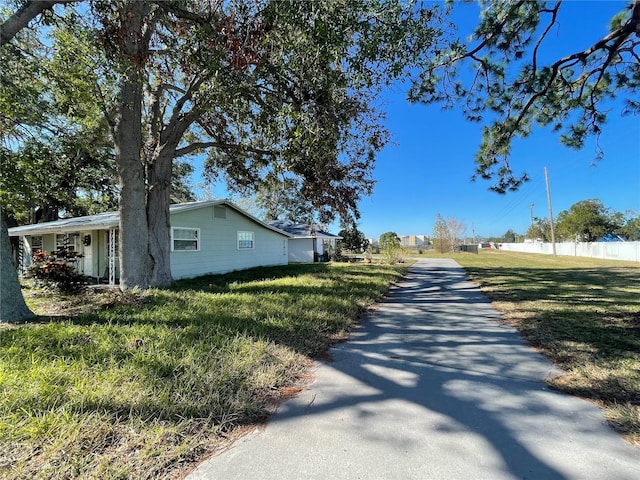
[
  {"xmin": 288, "ymin": 238, "xmax": 314, "ymax": 263},
  {"xmin": 169, "ymin": 206, "xmax": 288, "ymax": 279},
  {"xmin": 26, "ymin": 232, "xmax": 95, "ymax": 278}
]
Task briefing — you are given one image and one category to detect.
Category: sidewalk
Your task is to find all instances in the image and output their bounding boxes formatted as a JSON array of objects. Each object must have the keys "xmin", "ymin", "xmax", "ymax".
[{"xmin": 187, "ymin": 258, "xmax": 639, "ymax": 479}]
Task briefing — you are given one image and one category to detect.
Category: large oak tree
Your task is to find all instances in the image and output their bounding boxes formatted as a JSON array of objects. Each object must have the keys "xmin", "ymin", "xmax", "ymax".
[
  {"xmin": 1, "ymin": 0, "xmax": 442, "ymax": 306},
  {"xmin": 95, "ymin": 0, "xmax": 440, "ymax": 288}
]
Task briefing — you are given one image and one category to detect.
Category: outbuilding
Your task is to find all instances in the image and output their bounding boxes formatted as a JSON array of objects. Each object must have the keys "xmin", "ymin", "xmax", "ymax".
[{"xmin": 267, "ymin": 221, "xmax": 341, "ymax": 263}]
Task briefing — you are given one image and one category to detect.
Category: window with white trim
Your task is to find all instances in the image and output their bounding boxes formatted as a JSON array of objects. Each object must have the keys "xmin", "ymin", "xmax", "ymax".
[
  {"xmin": 172, "ymin": 227, "xmax": 200, "ymax": 251},
  {"xmin": 237, "ymin": 231, "xmax": 254, "ymax": 250}
]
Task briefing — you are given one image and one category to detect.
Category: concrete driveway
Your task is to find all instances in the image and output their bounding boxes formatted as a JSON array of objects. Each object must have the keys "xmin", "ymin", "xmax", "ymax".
[{"xmin": 187, "ymin": 258, "xmax": 639, "ymax": 479}]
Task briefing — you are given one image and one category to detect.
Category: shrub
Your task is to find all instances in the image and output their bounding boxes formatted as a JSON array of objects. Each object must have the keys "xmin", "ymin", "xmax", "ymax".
[
  {"xmin": 27, "ymin": 248, "xmax": 87, "ymax": 294},
  {"xmin": 327, "ymin": 242, "xmax": 345, "ymax": 262},
  {"xmin": 382, "ymin": 244, "xmax": 409, "ymax": 265}
]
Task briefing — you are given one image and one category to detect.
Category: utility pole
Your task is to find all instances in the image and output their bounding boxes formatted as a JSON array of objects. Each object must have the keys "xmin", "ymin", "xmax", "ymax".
[
  {"xmin": 529, "ymin": 203, "xmax": 534, "ymax": 225},
  {"xmin": 544, "ymin": 167, "xmax": 556, "ymax": 256}
]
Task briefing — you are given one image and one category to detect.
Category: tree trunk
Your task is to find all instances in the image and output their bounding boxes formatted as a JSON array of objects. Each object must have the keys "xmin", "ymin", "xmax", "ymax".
[
  {"xmin": 114, "ymin": 0, "xmax": 152, "ymax": 290},
  {"xmin": 0, "ymin": 209, "xmax": 35, "ymax": 323},
  {"xmin": 147, "ymin": 149, "xmax": 173, "ymax": 286}
]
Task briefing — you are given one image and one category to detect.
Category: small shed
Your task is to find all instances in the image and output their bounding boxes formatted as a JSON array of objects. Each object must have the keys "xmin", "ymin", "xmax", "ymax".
[
  {"xmin": 267, "ymin": 221, "xmax": 342, "ymax": 263},
  {"xmin": 9, "ymin": 200, "xmax": 290, "ymax": 284}
]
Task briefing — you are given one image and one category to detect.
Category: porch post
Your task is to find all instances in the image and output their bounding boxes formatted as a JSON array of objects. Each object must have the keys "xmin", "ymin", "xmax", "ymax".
[
  {"xmin": 17, "ymin": 236, "xmax": 25, "ymax": 276},
  {"xmin": 108, "ymin": 228, "xmax": 116, "ymax": 286}
]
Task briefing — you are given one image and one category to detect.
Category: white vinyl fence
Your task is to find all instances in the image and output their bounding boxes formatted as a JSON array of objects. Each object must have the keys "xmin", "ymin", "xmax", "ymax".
[{"xmin": 498, "ymin": 241, "xmax": 640, "ymax": 263}]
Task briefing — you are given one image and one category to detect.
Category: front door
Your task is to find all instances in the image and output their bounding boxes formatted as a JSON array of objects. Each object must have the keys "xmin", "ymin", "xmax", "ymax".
[{"xmin": 81, "ymin": 232, "xmax": 93, "ymax": 276}]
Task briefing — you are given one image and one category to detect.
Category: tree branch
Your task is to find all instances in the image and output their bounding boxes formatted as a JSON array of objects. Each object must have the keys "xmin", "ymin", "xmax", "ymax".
[
  {"xmin": 440, "ymin": 0, "xmax": 528, "ymax": 68},
  {"xmin": 165, "ymin": 75, "xmax": 208, "ymax": 131},
  {"xmin": 498, "ymin": 1, "xmax": 638, "ymax": 150},
  {"xmin": 0, "ymin": 0, "xmax": 77, "ymax": 46},
  {"xmin": 548, "ymin": 4, "xmax": 638, "ymax": 73},
  {"xmin": 532, "ymin": 0, "xmax": 561, "ymax": 74},
  {"xmin": 174, "ymin": 141, "xmax": 275, "ymax": 158},
  {"xmin": 156, "ymin": 1, "xmax": 216, "ymax": 25}
]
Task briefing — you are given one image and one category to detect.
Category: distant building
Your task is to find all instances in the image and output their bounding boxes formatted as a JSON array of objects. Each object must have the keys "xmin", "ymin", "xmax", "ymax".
[
  {"xmin": 600, "ymin": 234, "xmax": 626, "ymax": 242},
  {"xmin": 399, "ymin": 235, "xmax": 430, "ymax": 248}
]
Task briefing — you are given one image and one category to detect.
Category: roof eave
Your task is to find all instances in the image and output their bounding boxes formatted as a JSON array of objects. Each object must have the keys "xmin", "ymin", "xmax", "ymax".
[{"xmin": 7, "ymin": 199, "xmax": 293, "ymax": 238}]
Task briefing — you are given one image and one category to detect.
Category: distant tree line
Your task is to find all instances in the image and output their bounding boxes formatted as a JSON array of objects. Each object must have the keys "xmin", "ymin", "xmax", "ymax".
[{"xmin": 487, "ymin": 199, "xmax": 639, "ymax": 243}]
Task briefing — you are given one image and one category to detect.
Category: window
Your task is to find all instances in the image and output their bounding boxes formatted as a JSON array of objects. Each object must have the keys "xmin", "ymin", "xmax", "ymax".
[
  {"xmin": 172, "ymin": 227, "xmax": 200, "ymax": 251},
  {"xmin": 56, "ymin": 233, "xmax": 70, "ymax": 251},
  {"xmin": 30, "ymin": 235, "xmax": 43, "ymax": 252},
  {"xmin": 237, "ymin": 231, "xmax": 254, "ymax": 250}
]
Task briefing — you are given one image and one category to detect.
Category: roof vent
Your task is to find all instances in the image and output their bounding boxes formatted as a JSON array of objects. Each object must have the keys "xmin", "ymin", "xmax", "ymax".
[{"xmin": 214, "ymin": 206, "xmax": 226, "ymax": 219}]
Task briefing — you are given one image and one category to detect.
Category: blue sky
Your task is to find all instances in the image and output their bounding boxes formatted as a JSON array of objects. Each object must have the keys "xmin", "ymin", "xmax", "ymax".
[
  {"xmin": 199, "ymin": 1, "xmax": 639, "ymax": 241},
  {"xmin": 356, "ymin": 0, "xmax": 640, "ymax": 240}
]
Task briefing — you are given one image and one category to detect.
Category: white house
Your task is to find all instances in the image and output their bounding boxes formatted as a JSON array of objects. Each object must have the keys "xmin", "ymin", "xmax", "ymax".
[
  {"xmin": 267, "ymin": 221, "xmax": 341, "ymax": 263},
  {"xmin": 9, "ymin": 199, "xmax": 290, "ymax": 285}
]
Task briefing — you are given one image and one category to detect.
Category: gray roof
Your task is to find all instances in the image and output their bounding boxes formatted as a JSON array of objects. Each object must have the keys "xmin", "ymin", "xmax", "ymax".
[
  {"xmin": 8, "ymin": 210, "xmax": 120, "ymax": 235},
  {"xmin": 267, "ymin": 221, "xmax": 341, "ymax": 240},
  {"xmin": 8, "ymin": 199, "xmax": 290, "ymax": 237}
]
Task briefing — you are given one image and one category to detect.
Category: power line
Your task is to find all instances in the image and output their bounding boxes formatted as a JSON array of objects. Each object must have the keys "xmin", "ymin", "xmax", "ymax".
[{"xmin": 493, "ymin": 179, "xmax": 540, "ymax": 223}]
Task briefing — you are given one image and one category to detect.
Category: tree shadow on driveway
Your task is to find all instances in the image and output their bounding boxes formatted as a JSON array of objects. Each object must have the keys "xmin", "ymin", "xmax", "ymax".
[{"xmin": 190, "ymin": 259, "xmax": 640, "ymax": 480}]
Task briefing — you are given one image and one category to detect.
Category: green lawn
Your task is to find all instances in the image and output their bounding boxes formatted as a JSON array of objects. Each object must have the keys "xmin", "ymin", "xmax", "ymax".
[
  {"xmin": 3, "ymin": 251, "xmax": 638, "ymax": 478},
  {"xmin": 0, "ymin": 263, "xmax": 406, "ymax": 479},
  {"xmin": 449, "ymin": 249, "xmax": 640, "ymax": 444}
]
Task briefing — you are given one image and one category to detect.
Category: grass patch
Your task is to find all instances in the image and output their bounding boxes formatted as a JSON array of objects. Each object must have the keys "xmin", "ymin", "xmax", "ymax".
[
  {"xmin": 449, "ymin": 250, "xmax": 640, "ymax": 444},
  {"xmin": 1, "ymin": 262, "xmax": 406, "ymax": 479}
]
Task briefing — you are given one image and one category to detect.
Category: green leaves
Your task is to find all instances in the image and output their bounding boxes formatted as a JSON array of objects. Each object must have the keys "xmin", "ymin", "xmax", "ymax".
[
  {"xmin": 198, "ymin": 0, "xmax": 441, "ymax": 223},
  {"xmin": 555, "ymin": 199, "xmax": 620, "ymax": 242},
  {"xmin": 378, "ymin": 231, "xmax": 400, "ymax": 250},
  {"xmin": 0, "ymin": 133, "xmax": 118, "ymax": 223},
  {"xmin": 338, "ymin": 222, "xmax": 369, "ymax": 253}
]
